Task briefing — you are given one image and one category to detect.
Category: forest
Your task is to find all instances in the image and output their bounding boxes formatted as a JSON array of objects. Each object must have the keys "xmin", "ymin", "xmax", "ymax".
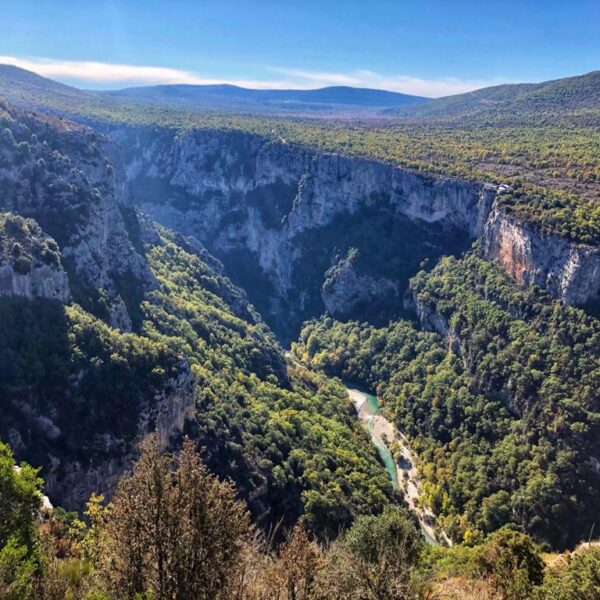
[{"xmin": 294, "ymin": 252, "xmax": 600, "ymax": 549}]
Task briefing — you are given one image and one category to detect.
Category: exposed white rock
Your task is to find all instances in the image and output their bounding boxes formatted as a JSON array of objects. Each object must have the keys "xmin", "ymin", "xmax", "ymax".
[
  {"xmin": 0, "ymin": 262, "xmax": 70, "ymax": 301},
  {"xmin": 115, "ymin": 126, "xmax": 598, "ymax": 311},
  {"xmin": 115, "ymin": 128, "xmax": 496, "ymax": 323}
]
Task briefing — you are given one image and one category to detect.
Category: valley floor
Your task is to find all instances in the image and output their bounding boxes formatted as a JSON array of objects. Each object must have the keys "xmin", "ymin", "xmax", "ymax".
[{"xmin": 346, "ymin": 386, "xmax": 450, "ymax": 546}]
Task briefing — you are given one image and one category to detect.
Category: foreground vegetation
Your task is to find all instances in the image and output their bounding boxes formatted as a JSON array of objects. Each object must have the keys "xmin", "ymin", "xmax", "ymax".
[{"xmin": 1, "ymin": 438, "xmax": 599, "ymax": 600}]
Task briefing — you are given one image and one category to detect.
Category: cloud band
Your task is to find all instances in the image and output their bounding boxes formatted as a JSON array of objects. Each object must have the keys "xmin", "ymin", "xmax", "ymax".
[{"xmin": 0, "ymin": 55, "xmax": 509, "ymax": 97}]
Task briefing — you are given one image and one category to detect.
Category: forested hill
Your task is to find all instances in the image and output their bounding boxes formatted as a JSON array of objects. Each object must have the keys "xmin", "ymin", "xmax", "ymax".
[
  {"xmin": 0, "ymin": 65, "xmax": 426, "ymax": 115},
  {"xmin": 103, "ymin": 83, "xmax": 427, "ymax": 113},
  {"xmin": 0, "ymin": 64, "xmax": 94, "ymax": 107},
  {"xmin": 386, "ymin": 69, "xmax": 600, "ymax": 120}
]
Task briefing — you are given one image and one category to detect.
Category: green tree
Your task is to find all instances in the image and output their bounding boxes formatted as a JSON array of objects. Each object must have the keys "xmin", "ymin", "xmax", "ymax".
[
  {"xmin": 0, "ymin": 441, "xmax": 43, "ymax": 599},
  {"xmin": 475, "ymin": 529, "xmax": 544, "ymax": 600},
  {"xmin": 536, "ymin": 546, "xmax": 600, "ymax": 600},
  {"xmin": 340, "ymin": 506, "xmax": 423, "ymax": 600}
]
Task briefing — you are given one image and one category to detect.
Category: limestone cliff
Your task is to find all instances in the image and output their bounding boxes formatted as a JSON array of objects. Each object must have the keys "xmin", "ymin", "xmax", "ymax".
[
  {"xmin": 0, "ymin": 105, "xmax": 153, "ymax": 329},
  {"xmin": 112, "ymin": 127, "xmax": 493, "ymax": 337},
  {"xmin": 110, "ymin": 126, "xmax": 599, "ymax": 323},
  {"xmin": 482, "ymin": 203, "xmax": 600, "ymax": 307},
  {"xmin": 0, "ymin": 214, "xmax": 70, "ymax": 301},
  {"xmin": 42, "ymin": 357, "xmax": 195, "ymax": 510}
]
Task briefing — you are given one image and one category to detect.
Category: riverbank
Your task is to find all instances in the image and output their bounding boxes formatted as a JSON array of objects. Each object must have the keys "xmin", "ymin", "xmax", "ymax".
[{"xmin": 347, "ymin": 386, "xmax": 450, "ymax": 546}]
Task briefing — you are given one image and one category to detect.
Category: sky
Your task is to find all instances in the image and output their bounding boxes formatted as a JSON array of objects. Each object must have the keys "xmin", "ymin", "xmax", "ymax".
[{"xmin": 0, "ymin": 0, "xmax": 598, "ymax": 97}]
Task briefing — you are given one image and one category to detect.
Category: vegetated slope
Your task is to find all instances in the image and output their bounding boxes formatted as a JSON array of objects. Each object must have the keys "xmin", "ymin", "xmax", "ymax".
[
  {"xmin": 295, "ymin": 251, "xmax": 600, "ymax": 549},
  {"xmin": 104, "ymin": 83, "xmax": 427, "ymax": 113},
  {"xmin": 0, "ymin": 100, "xmax": 396, "ymax": 538},
  {"xmin": 140, "ymin": 227, "xmax": 395, "ymax": 538},
  {"xmin": 387, "ymin": 69, "xmax": 600, "ymax": 119},
  {"xmin": 0, "ymin": 64, "xmax": 95, "ymax": 109}
]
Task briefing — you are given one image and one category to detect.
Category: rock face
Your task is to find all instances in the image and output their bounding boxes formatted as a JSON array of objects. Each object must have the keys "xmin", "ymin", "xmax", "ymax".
[
  {"xmin": 110, "ymin": 126, "xmax": 600, "ymax": 320},
  {"xmin": 322, "ymin": 250, "xmax": 399, "ymax": 318},
  {"xmin": 0, "ymin": 214, "xmax": 70, "ymax": 301},
  {"xmin": 27, "ymin": 357, "xmax": 195, "ymax": 511},
  {"xmin": 112, "ymin": 127, "xmax": 495, "ymax": 336},
  {"xmin": 0, "ymin": 105, "xmax": 153, "ymax": 329},
  {"xmin": 145, "ymin": 359, "xmax": 196, "ymax": 451},
  {"xmin": 0, "ymin": 262, "xmax": 70, "ymax": 301},
  {"xmin": 482, "ymin": 203, "xmax": 600, "ymax": 307}
]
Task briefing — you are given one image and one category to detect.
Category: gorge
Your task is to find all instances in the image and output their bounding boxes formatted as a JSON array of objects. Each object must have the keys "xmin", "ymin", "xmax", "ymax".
[
  {"xmin": 108, "ymin": 126, "xmax": 600, "ymax": 340},
  {"xmin": 0, "ymin": 66, "xmax": 599, "ymax": 556}
]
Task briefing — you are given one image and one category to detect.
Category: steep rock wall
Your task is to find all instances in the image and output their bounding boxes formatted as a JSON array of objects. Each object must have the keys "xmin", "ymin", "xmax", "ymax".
[
  {"xmin": 0, "ymin": 107, "xmax": 154, "ymax": 329},
  {"xmin": 482, "ymin": 203, "xmax": 600, "ymax": 307},
  {"xmin": 0, "ymin": 214, "xmax": 70, "ymax": 301},
  {"xmin": 110, "ymin": 126, "xmax": 600, "ymax": 328},
  {"xmin": 19, "ymin": 357, "xmax": 195, "ymax": 510},
  {"xmin": 113, "ymin": 128, "xmax": 495, "ymax": 335}
]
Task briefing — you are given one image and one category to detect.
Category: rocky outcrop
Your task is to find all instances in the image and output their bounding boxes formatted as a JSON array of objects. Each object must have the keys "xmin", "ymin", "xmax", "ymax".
[
  {"xmin": 0, "ymin": 214, "xmax": 70, "ymax": 301},
  {"xmin": 144, "ymin": 358, "xmax": 196, "ymax": 450},
  {"xmin": 39, "ymin": 358, "xmax": 195, "ymax": 510},
  {"xmin": 322, "ymin": 250, "xmax": 399, "ymax": 317},
  {"xmin": 0, "ymin": 262, "xmax": 70, "ymax": 301},
  {"xmin": 482, "ymin": 203, "xmax": 600, "ymax": 307}
]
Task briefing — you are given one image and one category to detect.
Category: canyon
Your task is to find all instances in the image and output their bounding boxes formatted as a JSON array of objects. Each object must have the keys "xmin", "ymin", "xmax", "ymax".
[
  {"xmin": 1, "ymin": 100, "xmax": 599, "ymax": 543},
  {"xmin": 105, "ymin": 126, "xmax": 600, "ymax": 339}
]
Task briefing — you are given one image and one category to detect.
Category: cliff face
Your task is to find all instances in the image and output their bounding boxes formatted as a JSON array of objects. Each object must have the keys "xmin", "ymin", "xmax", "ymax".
[
  {"xmin": 0, "ymin": 106, "xmax": 153, "ymax": 329},
  {"xmin": 0, "ymin": 214, "xmax": 70, "ymax": 301},
  {"xmin": 114, "ymin": 128, "xmax": 494, "ymax": 336},
  {"xmin": 482, "ymin": 203, "xmax": 600, "ymax": 307},
  {"xmin": 111, "ymin": 127, "xmax": 600, "ymax": 322},
  {"xmin": 43, "ymin": 357, "xmax": 195, "ymax": 510}
]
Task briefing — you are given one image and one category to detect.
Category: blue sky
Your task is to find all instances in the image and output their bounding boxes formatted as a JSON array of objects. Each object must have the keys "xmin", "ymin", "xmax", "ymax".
[{"xmin": 0, "ymin": 0, "xmax": 598, "ymax": 97}]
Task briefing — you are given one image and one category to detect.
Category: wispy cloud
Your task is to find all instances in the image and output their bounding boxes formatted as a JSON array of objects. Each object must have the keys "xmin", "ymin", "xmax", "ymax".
[
  {"xmin": 0, "ymin": 55, "xmax": 297, "ymax": 89},
  {"xmin": 272, "ymin": 68, "xmax": 511, "ymax": 97},
  {"xmin": 0, "ymin": 55, "xmax": 511, "ymax": 96}
]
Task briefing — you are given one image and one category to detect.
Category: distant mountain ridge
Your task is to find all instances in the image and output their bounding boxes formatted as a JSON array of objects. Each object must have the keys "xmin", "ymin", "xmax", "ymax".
[
  {"xmin": 0, "ymin": 64, "xmax": 426, "ymax": 115},
  {"xmin": 0, "ymin": 63, "xmax": 598, "ymax": 120},
  {"xmin": 0, "ymin": 64, "xmax": 92, "ymax": 103},
  {"xmin": 102, "ymin": 83, "xmax": 428, "ymax": 112}
]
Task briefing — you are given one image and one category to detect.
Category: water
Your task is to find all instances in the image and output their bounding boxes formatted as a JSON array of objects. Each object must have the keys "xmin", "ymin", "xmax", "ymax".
[
  {"xmin": 361, "ymin": 393, "xmax": 400, "ymax": 489},
  {"xmin": 347, "ymin": 386, "xmax": 440, "ymax": 546}
]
